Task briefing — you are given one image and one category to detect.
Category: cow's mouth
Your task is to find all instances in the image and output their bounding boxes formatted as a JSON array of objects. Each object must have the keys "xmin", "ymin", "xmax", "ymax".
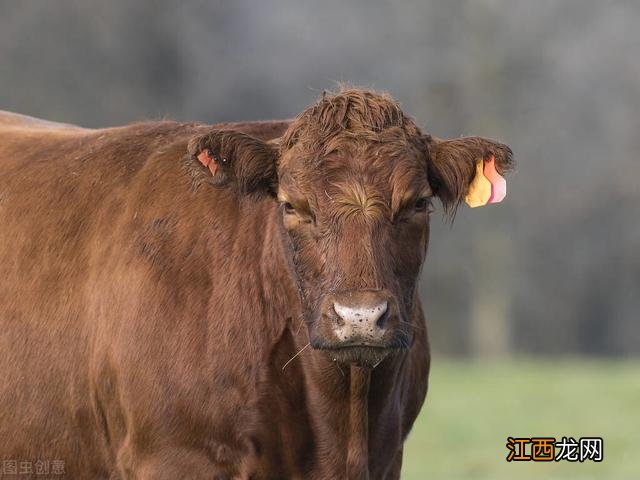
[{"xmin": 319, "ymin": 344, "xmax": 395, "ymax": 368}]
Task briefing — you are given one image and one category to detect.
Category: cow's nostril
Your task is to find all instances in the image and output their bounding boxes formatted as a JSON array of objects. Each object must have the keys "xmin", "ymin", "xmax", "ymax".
[
  {"xmin": 375, "ymin": 308, "xmax": 388, "ymax": 329},
  {"xmin": 328, "ymin": 308, "xmax": 345, "ymax": 327}
]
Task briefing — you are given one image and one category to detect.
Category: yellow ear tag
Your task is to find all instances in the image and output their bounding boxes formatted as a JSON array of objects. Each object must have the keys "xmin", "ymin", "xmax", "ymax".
[{"xmin": 464, "ymin": 158, "xmax": 492, "ymax": 208}]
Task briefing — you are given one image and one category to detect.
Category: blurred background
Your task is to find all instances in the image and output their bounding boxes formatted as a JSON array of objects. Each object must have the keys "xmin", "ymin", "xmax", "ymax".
[{"xmin": 1, "ymin": 1, "xmax": 638, "ymax": 478}]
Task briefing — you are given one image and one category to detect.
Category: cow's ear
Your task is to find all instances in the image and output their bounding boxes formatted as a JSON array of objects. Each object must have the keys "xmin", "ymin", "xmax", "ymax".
[
  {"xmin": 425, "ymin": 135, "xmax": 514, "ymax": 214},
  {"xmin": 187, "ymin": 130, "xmax": 279, "ymax": 196}
]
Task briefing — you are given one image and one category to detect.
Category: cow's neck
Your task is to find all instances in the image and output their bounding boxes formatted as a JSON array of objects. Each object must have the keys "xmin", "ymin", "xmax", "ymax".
[
  {"xmin": 347, "ymin": 365, "xmax": 371, "ymax": 480},
  {"xmin": 288, "ymin": 336, "xmax": 403, "ymax": 479}
]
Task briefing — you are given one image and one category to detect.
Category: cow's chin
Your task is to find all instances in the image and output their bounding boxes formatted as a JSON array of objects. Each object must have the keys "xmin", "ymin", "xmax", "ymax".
[{"xmin": 321, "ymin": 346, "xmax": 392, "ymax": 368}]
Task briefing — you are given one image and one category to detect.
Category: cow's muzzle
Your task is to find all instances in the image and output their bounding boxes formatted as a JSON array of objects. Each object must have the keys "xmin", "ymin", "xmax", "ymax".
[{"xmin": 311, "ymin": 289, "xmax": 407, "ymax": 366}]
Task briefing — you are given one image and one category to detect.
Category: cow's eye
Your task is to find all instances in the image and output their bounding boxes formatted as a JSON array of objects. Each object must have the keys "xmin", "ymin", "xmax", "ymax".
[
  {"xmin": 414, "ymin": 197, "xmax": 431, "ymax": 213},
  {"xmin": 280, "ymin": 199, "xmax": 314, "ymax": 225},
  {"xmin": 282, "ymin": 202, "xmax": 296, "ymax": 214}
]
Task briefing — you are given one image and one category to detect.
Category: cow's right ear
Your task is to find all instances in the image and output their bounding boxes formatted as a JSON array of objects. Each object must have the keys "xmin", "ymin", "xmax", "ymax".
[{"xmin": 187, "ymin": 130, "xmax": 279, "ymax": 196}]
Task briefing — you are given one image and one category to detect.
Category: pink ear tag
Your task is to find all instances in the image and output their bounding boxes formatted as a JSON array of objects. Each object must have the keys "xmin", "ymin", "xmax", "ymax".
[{"xmin": 483, "ymin": 155, "xmax": 507, "ymax": 204}]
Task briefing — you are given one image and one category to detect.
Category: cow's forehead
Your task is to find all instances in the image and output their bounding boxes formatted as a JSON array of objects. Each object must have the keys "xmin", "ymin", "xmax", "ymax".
[
  {"xmin": 281, "ymin": 132, "xmax": 425, "ymax": 176},
  {"xmin": 279, "ymin": 139, "xmax": 430, "ymax": 215}
]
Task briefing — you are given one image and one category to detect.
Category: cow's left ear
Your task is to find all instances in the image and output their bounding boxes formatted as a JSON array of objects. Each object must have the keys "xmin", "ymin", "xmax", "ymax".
[
  {"xmin": 424, "ymin": 135, "xmax": 514, "ymax": 213},
  {"xmin": 187, "ymin": 130, "xmax": 279, "ymax": 196}
]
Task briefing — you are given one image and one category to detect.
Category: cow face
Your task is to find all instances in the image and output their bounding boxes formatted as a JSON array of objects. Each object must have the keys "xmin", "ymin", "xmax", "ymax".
[{"xmin": 189, "ymin": 89, "xmax": 513, "ymax": 367}]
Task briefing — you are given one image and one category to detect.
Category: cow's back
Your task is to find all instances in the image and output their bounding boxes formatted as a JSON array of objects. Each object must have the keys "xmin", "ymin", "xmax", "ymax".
[{"xmin": 0, "ymin": 110, "xmax": 86, "ymax": 130}]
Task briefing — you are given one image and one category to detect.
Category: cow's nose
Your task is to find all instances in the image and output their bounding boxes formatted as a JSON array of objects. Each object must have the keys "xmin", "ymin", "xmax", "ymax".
[{"xmin": 329, "ymin": 290, "xmax": 390, "ymax": 344}]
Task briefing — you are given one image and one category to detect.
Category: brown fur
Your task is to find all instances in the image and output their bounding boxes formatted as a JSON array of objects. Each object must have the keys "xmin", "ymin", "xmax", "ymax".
[{"xmin": 0, "ymin": 89, "xmax": 512, "ymax": 479}]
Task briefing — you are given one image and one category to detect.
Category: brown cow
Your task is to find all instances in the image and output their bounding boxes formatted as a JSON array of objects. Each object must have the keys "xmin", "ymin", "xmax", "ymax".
[{"xmin": 0, "ymin": 89, "xmax": 513, "ymax": 479}]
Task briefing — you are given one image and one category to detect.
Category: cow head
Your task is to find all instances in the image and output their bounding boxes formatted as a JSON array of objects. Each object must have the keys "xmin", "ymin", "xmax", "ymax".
[{"xmin": 188, "ymin": 89, "xmax": 513, "ymax": 367}]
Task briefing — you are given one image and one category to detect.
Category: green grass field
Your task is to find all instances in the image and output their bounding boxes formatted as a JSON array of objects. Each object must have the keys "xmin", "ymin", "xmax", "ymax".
[{"xmin": 402, "ymin": 359, "xmax": 640, "ymax": 479}]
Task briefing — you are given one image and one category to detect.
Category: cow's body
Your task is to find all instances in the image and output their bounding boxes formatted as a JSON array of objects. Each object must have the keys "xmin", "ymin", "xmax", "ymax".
[{"xmin": 0, "ymin": 111, "xmax": 429, "ymax": 479}]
